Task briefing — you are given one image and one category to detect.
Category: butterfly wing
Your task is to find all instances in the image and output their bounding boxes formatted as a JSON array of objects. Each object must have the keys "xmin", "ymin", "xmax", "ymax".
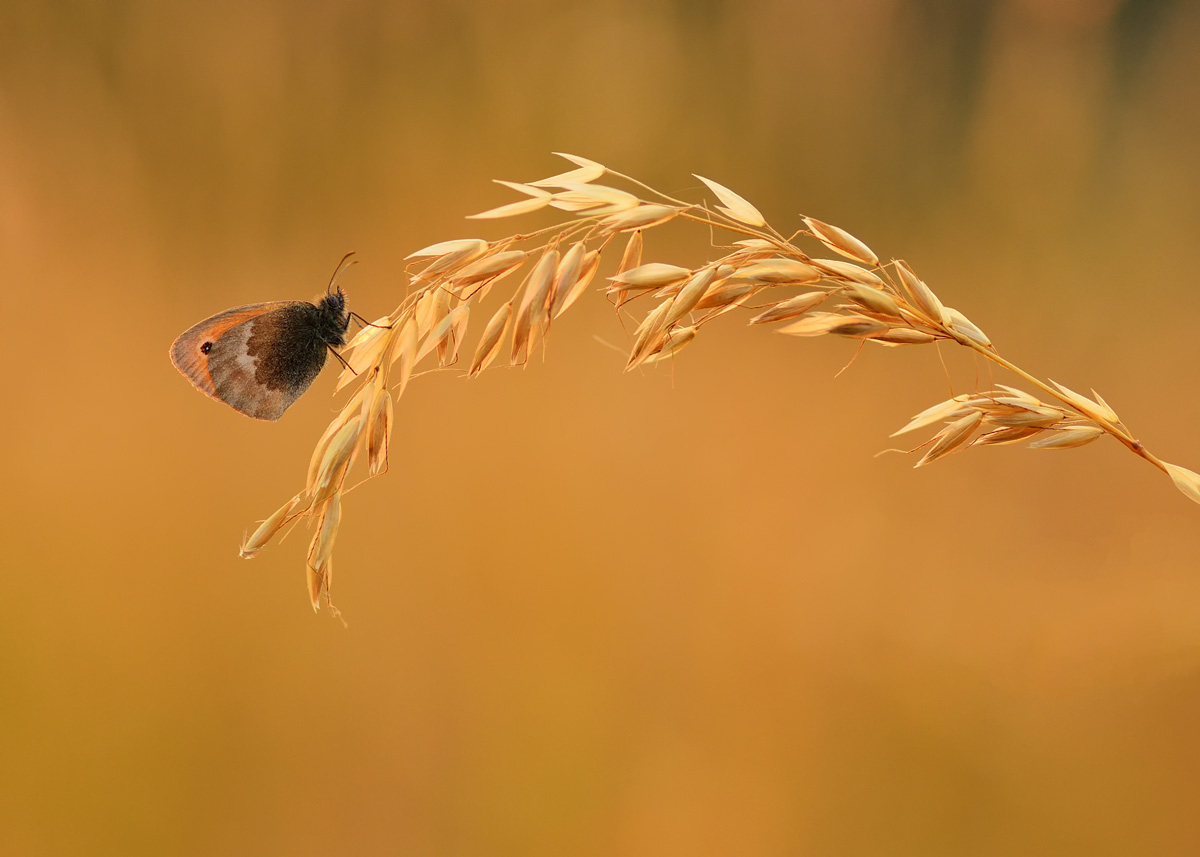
[{"xmin": 170, "ymin": 301, "xmax": 321, "ymax": 421}]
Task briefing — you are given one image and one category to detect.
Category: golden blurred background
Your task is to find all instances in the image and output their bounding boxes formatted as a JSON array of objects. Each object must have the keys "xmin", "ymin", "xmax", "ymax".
[{"xmin": 4, "ymin": 0, "xmax": 1200, "ymax": 854}]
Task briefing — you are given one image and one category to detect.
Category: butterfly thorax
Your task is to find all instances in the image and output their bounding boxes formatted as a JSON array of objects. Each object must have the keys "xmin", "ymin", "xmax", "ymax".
[{"xmin": 313, "ymin": 289, "xmax": 351, "ymax": 348}]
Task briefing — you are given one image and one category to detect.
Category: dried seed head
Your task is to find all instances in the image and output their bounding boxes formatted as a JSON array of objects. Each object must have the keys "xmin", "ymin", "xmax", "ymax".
[
  {"xmin": 626, "ymin": 300, "xmax": 676, "ymax": 370},
  {"xmin": 306, "ymin": 558, "xmax": 326, "ymax": 613},
  {"xmin": 892, "ymin": 395, "xmax": 977, "ymax": 436},
  {"xmin": 409, "ymin": 241, "xmax": 490, "ymax": 284},
  {"xmin": 737, "ymin": 258, "xmax": 822, "ymax": 284},
  {"xmin": 893, "ymin": 260, "xmax": 947, "ymax": 326},
  {"xmin": 530, "ymin": 164, "xmax": 606, "ymax": 188},
  {"xmin": 694, "ymin": 175, "xmax": 765, "ymax": 226},
  {"xmin": 336, "ymin": 321, "xmax": 396, "ymax": 392},
  {"xmin": 241, "ymin": 493, "xmax": 305, "ymax": 559},
  {"xmin": 305, "ymin": 384, "xmax": 371, "ymax": 490},
  {"xmin": 643, "ymin": 326, "xmax": 697, "ymax": 364},
  {"xmin": 519, "ymin": 248, "xmax": 560, "ymax": 320},
  {"xmin": 529, "ymin": 152, "xmax": 607, "ymax": 187},
  {"xmin": 845, "ymin": 282, "xmax": 902, "ymax": 319},
  {"xmin": 509, "ymin": 307, "xmax": 532, "ymax": 365},
  {"xmin": 1026, "ymin": 425, "xmax": 1105, "ymax": 450},
  {"xmin": 510, "ymin": 251, "xmax": 559, "ymax": 364},
  {"xmin": 973, "ymin": 426, "xmax": 1044, "ymax": 447},
  {"xmin": 803, "ymin": 217, "xmax": 879, "ymax": 266},
  {"xmin": 944, "ymin": 307, "xmax": 991, "ymax": 348},
  {"xmin": 468, "ymin": 185, "xmax": 553, "ymax": 219},
  {"xmin": 810, "ymin": 258, "xmax": 885, "ymax": 287},
  {"xmin": 777, "ymin": 312, "xmax": 887, "ymax": 338},
  {"xmin": 453, "ymin": 250, "xmax": 528, "ymax": 286},
  {"xmin": 366, "ymin": 384, "xmax": 393, "ymax": 477},
  {"xmin": 1165, "ymin": 463, "xmax": 1200, "ymax": 505},
  {"xmin": 391, "ymin": 316, "xmax": 421, "ymax": 396},
  {"xmin": 869, "ymin": 329, "xmax": 938, "ymax": 346},
  {"xmin": 416, "ymin": 304, "xmax": 469, "ymax": 365},
  {"xmin": 550, "ymin": 182, "xmax": 639, "ymax": 214},
  {"xmin": 495, "ymin": 180, "xmax": 553, "ymax": 198},
  {"xmin": 829, "ymin": 317, "xmax": 890, "ymax": 338},
  {"xmin": 406, "ymin": 238, "xmax": 489, "ymax": 261},
  {"xmin": 915, "ymin": 411, "xmax": 983, "ymax": 467},
  {"xmin": 308, "ymin": 415, "xmax": 363, "ymax": 505},
  {"xmin": 555, "ymin": 250, "xmax": 601, "ymax": 318},
  {"xmin": 748, "ymin": 291, "xmax": 828, "ymax": 324},
  {"xmin": 1048, "ymin": 380, "xmax": 1118, "ymax": 424},
  {"xmin": 615, "ymin": 230, "xmax": 644, "ymax": 299},
  {"xmin": 411, "ymin": 289, "xmax": 439, "ymax": 334},
  {"xmin": 695, "ymin": 283, "xmax": 757, "ymax": 311},
  {"xmin": 445, "ymin": 302, "xmax": 470, "ymax": 365},
  {"xmin": 548, "ymin": 242, "xmax": 586, "ymax": 315},
  {"xmin": 469, "ymin": 302, "xmax": 512, "ymax": 377},
  {"xmin": 995, "ymin": 385, "xmax": 1043, "ymax": 407},
  {"xmin": 309, "ymin": 494, "xmax": 342, "ymax": 576},
  {"xmin": 980, "ymin": 405, "xmax": 1064, "ymax": 428},
  {"xmin": 663, "ymin": 268, "xmax": 717, "ymax": 327},
  {"xmin": 1090, "ymin": 389, "xmax": 1122, "ymax": 425},
  {"xmin": 599, "ymin": 204, "xmax": 679, "ymax": 233},
  {"xmin": 609, "ymin": 263, "xmax": 693, "ymax": 290}
]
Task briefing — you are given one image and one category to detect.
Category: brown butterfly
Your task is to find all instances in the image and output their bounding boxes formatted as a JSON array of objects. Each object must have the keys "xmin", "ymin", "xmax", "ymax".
[{"xmin": 170, "ymin": 256, "xmax": 361, "ymax": 420}]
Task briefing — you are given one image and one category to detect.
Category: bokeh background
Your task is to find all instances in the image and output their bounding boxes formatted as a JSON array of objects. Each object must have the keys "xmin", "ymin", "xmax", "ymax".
[{"xmin": 4, "ymin": 0, "xmax": 1200, "ymax": 854}]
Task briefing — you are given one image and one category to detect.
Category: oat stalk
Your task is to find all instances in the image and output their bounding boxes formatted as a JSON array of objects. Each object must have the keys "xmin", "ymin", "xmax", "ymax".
[{"xmin": 240, "ymin": 153, "xmax": 1199, "ymax": 615}]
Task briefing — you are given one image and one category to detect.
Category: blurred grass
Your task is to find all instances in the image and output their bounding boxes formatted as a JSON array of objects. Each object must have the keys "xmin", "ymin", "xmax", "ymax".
[{"xmin": 4, "ymin": 1, "xmax": 1200, "ymax": 855}]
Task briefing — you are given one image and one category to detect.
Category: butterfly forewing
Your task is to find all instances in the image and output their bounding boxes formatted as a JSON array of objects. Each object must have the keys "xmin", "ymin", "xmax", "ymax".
[{"xmin": 170, "ymin": 301, "xmax": 326, "ymax": 421}]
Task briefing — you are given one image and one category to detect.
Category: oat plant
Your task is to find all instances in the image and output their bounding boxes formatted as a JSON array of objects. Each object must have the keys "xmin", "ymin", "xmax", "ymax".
[{"xmin": 239, "ymin": 153, "xmax": 1200, "ymax": 616}]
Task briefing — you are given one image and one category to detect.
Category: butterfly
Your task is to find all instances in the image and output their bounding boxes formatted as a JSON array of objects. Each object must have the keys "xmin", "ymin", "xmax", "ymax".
[{"xmin": 169, "ymin": 255, "xmax": 363, "ymax": 420}]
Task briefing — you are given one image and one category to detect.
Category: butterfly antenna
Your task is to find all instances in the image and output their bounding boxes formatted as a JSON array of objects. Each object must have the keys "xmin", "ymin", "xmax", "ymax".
[{"xmin": 327, "ymin": 251, "xmax": 358, "ymax": 296}]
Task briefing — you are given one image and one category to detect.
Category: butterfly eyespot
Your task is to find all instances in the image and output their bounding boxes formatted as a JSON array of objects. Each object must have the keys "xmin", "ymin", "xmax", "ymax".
[{"xmin": 200, "ymin": 342, "xmax": 213, "ymax": 354}]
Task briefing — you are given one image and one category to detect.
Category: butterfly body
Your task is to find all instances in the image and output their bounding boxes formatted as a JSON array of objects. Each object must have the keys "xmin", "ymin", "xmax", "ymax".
[{"xmin": 170, "ymin": 291, "xmax": 351, "ymax": 420}]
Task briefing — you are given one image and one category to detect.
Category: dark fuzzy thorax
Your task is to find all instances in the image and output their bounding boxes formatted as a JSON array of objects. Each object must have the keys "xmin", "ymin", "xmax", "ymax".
[{"xmin": 314, "ymin": 289, "xmax": 351, "ymax": 348}]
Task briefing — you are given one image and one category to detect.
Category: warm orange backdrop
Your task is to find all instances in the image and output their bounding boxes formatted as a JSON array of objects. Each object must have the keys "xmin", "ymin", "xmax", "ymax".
[{"xmin": 4, "ymin": 1, "xmax": 1200, "ymax": 855}]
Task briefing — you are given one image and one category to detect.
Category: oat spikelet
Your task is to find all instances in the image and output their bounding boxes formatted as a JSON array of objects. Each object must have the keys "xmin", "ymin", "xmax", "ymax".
[
  {"xmin": 406, "ymin": 238, "xmax": 488, "ymax": 260},
  {"xmin": 739, "ymin": 259, "xmax": 822, "ymax": 284},
  {"xmin": 366, "ymin": 380, "xmax": 393, "ymax": 478},
  {"xmin": 642, "ymin": 326, "xmax": 696, "ymax": 364},
  {"xmin": 894, "ymin": 260, "xmax": 947, "ymax": 326},
  {"xmin": 468, "ymin": 182, "xmax": 552, "ymax": 219},
  {"xmin": 308, "ymin": 415, "xmax": 362, "ymax": 506},
  {"xmin": 241, "ymin": 494, "xmax": 305, "ymax": 559},
  {"xmin": 551, "ymin": 245, "xmax": 597, "ymax": 317},
  {"xmin": 664, "ymin": 268, "xmax": 716, "ymax": 327},
  {"xmin": 803, "ymin": 217, "xmax": 879, "ymax": 266},
  {"xmin": 810, "ymin": 258, "xmax": 884, "ymax": 287},
  {"xmin": 1026, "ymin": 426, "xmax": 1105, "ymax": 450},
  {"xmin": 469, "ymin": 302, "xmax": 513, "ymax": 377},
  {"xmin": 1165, "ymin": 463, "xmax": 1200, "ymax": 505},
  {"xmin": 748, "ymin": 292, "xmax": 828, "ymax": 324},
  {"xmin": 694, "ymin": 175, "xmax": 765, "ymax": 226},
  {"xmin": 609, "ymin": 263, "xmax": 692, "ymax": 291},
  {"xmin": 916, "ymin": 412, "xmax": 983, "ymax": 467},
  {"xmin": 600, "ymin": 204, "xmax": 679, "ymax": 233},
  {"xmin": 529, "ymin": 152, "xmax": 607, "ymax": 187}
]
